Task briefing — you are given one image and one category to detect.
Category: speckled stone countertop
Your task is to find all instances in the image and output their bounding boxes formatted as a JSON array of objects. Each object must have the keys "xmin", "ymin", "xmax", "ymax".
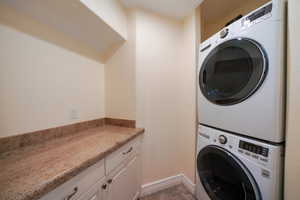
[{"xmin": 0, "ymin": 125, "xmax": 144, "ymax": 200}]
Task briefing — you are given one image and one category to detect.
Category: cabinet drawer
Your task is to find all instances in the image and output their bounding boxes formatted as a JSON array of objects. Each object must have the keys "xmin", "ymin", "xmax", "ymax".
[
  {"xmin": 106, "ymin": 137, "xmax": 141, "ymax": 174},
  {"xmin": 39, "ymin": 159, "xmax": 105, "ymax": 200}
]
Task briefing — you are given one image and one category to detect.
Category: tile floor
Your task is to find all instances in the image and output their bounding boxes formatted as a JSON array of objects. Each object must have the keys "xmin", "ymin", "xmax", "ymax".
[{"xmin": 140, "ymin": 184, "xmax": 196, "ymax": 200}]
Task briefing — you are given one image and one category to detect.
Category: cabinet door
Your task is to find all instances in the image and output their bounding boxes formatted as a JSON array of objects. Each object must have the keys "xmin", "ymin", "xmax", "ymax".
[
  {"xmin": 107, "ymin": 156, "xmax": 140, "ymax": 200},
  {"xmin": 77, "ymin": 177, "xmax": 106, "ymax": 200}
]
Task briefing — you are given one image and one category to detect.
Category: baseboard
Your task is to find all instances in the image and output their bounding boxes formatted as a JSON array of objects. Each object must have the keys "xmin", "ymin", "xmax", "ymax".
[
  {"xmin": 133, "ymin": 191, "xmax": 140, "ymax": 200},
  {"xmin": 140, "ymin": 174, "xmax": 195, "ymax": 197},
  {"xmin": 181, "ymin": 174, "xmax": 196, "ymax": 194},
  {"xmin": 140, "ymin": 174, "xmax": 183, "ymax": 197}
]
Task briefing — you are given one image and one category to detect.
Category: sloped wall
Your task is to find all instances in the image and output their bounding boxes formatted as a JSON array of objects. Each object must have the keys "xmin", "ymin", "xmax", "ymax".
[{"xmin": 81, "ymin": 0, "xmax": 128, "ymax": 40}]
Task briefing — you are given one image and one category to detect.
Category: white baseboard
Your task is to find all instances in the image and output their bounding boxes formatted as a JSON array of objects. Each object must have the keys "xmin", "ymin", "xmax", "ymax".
[
  {"xmin": 181, "ymin": 174, "xmax": 196, "ymax": 194},
  {"xmin": 140, "ymin": 174, "xmax": 183, "ymax": 197},
  {"xmin": 140, "ymin": 174, "xmax": 195, "ymax": 197},
  {"xmin": 133, "ymin": 192, "xmax": 140, "ymax": 200}
]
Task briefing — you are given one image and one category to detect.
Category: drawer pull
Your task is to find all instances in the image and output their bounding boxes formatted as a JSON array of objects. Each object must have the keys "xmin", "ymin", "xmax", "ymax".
[
  {"xmin": 122, "ymin": 147, "xmax": 133, "ymax": 155},
  {"xmin": 107, "ymin": 179, "xmax": 113, "ymax": 184},
  {"xmin": 64, "ymin": 187, "xmax": 78, "ymax": 200},
  {"xmin": 102, "ymin": 184, "xmax": 107, "ymax": 190}
]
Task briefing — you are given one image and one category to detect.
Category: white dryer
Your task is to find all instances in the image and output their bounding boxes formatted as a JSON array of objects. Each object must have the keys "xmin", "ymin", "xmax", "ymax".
[
  {"xmin": 196, "ymin": 125, "xmax": 284, "ymax": 200},
  {"xmin": 197, "ymin": 0, "xmax": 286, "ymax": 143}
]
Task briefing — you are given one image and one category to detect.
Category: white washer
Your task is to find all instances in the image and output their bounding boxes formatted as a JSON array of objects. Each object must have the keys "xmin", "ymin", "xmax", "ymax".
[
  {"xmin": 197, "ymin": 0, "xmax": 286, "ymax": 143},
  {"xmin": 196, "ymin": 125, "xmax": 284, "ymax": 200}
]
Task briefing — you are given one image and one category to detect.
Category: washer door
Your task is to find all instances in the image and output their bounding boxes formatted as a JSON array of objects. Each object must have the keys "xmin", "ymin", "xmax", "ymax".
[
  {"xmin": 199, "ymin": 38, "xmax": 268, "ymax": 105},
  {"xmin": 197, "ymin": 146, "xmax": 261, "ymax": 200}
]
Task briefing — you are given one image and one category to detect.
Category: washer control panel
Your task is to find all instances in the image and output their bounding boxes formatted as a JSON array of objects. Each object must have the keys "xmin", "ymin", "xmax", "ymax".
[
  {"xmin": 198, "ymin": 125, "xmax": 283, "ymax": 171},
  {"xmin": 239, "ymin": 140, "xmax": 269, "ymax": 157},
  {"xmin": 238, "ymin": 140, "xmax": 270, "ymax": 164}
]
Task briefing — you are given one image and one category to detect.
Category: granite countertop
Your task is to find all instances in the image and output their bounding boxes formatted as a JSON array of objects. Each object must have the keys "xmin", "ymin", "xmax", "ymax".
[{"xmin": 0, "ymin": 125, "xmax": 144, "ymax": 200}]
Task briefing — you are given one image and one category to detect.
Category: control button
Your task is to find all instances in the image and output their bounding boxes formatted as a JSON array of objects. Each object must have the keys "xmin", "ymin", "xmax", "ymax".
[
  {"xmin": 261, "ymin": 169, "xmax": 270, "ymax": 178},
  {"xmin": 245, "ymin": 152, "xmax": 251, "ymax": 156},
  {"xmin": 200, "ymin": 133, "xmax": 210, "ymax": 139},
  {"xmin": 229, "ymin": 145, "xmax": 233, "ymax": 149},
  {"xmin": 238, "ymin": 149, "xmax": 244, "ymax": 154},
  {"xmin": 252, "ymin": 154, "xmax": 259, "ymax": 159},
  {"xmin": 220, "ymin": 28, "xmax": 229, "ymax": 39},
  {"xmin": 218, "ymin": 135, "xmax": 227, "ymax": 144},
  {"xmin": 260, "ymin": 157, "xmax": 268, "ymax": 162}
]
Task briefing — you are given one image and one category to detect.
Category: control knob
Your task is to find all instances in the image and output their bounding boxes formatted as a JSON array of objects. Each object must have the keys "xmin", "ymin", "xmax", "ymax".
[
  {"xmin": 218, "ymin": 135, "xmax": 227, "ymax": 144},
  {"xmin": 220, "ymin": 28, "xmax": 229, "ymax": 38}
]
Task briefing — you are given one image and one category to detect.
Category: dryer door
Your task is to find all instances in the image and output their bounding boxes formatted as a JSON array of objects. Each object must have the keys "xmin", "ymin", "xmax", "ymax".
[
  {"xmin": 199, "ymin": 38, "xmax": 268, "ymax": 105},
  {"xmin": 197, "ymin": 146, "xmax": 261, "ymax": 200}
]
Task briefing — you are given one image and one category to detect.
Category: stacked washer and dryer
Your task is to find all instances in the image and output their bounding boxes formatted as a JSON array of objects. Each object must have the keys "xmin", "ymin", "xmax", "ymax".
[{"xmin": 196, "ymin": 0, "xmax": 286, "ymax": 200}]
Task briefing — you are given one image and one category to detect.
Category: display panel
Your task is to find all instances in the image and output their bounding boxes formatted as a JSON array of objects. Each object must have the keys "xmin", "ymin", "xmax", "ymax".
[
  {"xmin": 239, "ymin": 141, "xmax": 269, "ymax": 157},
  {"xmin": 247, "ymin": 3, "xmax": 272, "ymax": 22}
]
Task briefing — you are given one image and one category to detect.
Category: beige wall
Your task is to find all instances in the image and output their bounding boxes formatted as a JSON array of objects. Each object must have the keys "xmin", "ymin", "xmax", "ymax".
[
  {"xmin": 105, "ymin": 8, "xmax": 198, "ymax": 184},
  {"xmin": 176, "ymin": 9, "xmax": 199, "ymax": 182},
  {"xmin": 285, "ymin": 0, "xmax": 300, "ymax": 199},
  {"xmin": 105, "ymin": 10, "xmax": 136, "ymax": 120},
  {"xmin": 135, "ymin": 10, "xmax": 184, "ymax": 183},
  {"xmin": 134, "ymin": 9, "xmax": 198, "ymax": 184},
  {"xmin": 0, "ymin": 6, "xmax": 105, "ymax": 137}
]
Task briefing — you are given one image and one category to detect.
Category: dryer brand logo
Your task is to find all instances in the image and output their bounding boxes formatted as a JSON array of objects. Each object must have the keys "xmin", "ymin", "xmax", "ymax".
[{"xmin": 199, "ymin": 133, "xmax": 210, "ymax": 139}]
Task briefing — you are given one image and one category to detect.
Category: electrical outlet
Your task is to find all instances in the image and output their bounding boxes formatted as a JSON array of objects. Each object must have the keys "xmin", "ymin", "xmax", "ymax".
[{"xmin": 70, "ymin": 109, "xmax": 79, "ymax": 120}]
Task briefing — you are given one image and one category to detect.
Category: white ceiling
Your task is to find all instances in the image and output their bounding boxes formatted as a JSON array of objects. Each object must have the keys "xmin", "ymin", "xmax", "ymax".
[{"xmin": 120, "ymin": 0, "xmax": 204, "ymax": 19}]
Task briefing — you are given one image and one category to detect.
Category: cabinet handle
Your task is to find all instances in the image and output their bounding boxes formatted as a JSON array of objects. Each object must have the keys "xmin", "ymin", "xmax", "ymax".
[
  {"xmin": 64, "ymin": 187, "xmax": 78, "ymax": 200},
  {"xmin": 102, "ymin": 184, "xmax": 107, "ymax": 190},
  {"xmin": 107, "ymin": 179, "xmax": 113, "ymax": 184},
  {"xmin": 122, "ymin": 147, "xmax": 133, "ymax": 155}
]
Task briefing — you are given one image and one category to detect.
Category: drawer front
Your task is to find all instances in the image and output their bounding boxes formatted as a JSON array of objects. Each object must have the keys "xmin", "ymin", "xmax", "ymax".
[
  {"xmin": 106, "ymin": 137, "xmax": 141, "ymax": 174},
  {"xmin": 40, "ymin": 159, "xmax": 105, "ymax": 200}
]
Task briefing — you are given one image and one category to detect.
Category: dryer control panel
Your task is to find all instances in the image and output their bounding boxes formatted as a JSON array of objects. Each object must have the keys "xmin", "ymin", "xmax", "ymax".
[
  {"xmin": 241, "ymin": 3, "xmax": 273, "ymax": 28},
  {"xmin": 246, "ymin": 3, "xmax": 272, "ymax": 22}
]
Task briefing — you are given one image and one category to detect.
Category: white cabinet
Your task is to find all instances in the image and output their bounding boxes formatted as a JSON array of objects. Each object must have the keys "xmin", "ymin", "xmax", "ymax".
[
  {"xmin": 77, "ymin": 177, "xmax": 106, "ymax": 200},
  {"xmin": 39, "ymin": 160, "xmax": 105, "ymax": 200},
  {"xmin": 107, "ymin": 156, "xmax": 140, "ymax": 200},
  {"xmin": 39, "ymin": 136, "xmax": 142, "ymax": 200},
  {"xmin": 106, "ymin": 137, "xmax": 141, "ymax": 174}
]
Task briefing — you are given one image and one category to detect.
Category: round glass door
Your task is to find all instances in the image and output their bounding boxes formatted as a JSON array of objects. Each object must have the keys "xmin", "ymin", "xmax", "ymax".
[
  {"xmin": 197, "ymin": 146, "xmax": 261, "ymax": 200},
  {"xmin": 199, "ymin": 38, "xmax": 268, "ymax": 105}
]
